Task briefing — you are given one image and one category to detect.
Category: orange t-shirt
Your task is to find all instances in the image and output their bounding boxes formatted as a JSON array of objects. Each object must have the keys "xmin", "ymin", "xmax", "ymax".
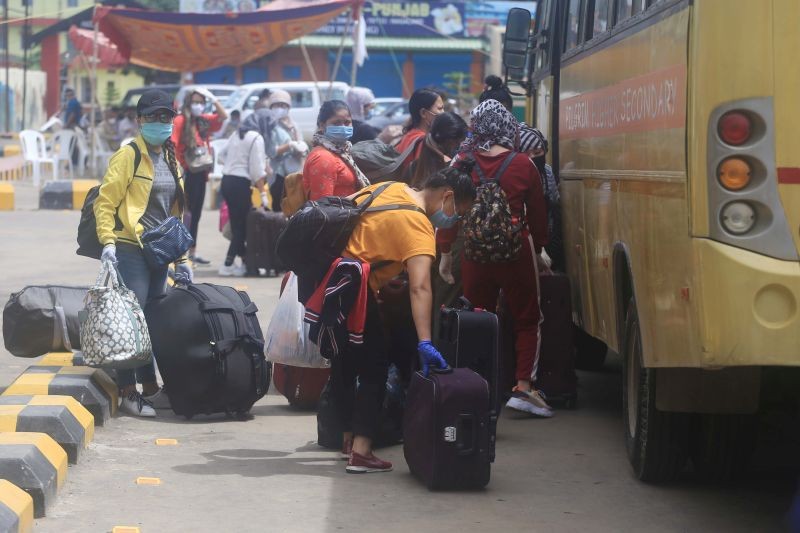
[{"xmin": 344, "ymin": 182, "xmax": 435, "ymax": 291}]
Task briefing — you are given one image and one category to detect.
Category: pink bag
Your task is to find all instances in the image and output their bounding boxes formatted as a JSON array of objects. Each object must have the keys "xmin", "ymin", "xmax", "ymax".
[{"xmin": 219, "ymin": 201, "xmax": 232, "ymax": 240}]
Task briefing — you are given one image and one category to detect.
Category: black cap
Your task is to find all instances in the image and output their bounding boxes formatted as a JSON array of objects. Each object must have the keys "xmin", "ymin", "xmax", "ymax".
[{"xmin": 137, "ymin": 89, "xmax": 176, "ymax": 116}]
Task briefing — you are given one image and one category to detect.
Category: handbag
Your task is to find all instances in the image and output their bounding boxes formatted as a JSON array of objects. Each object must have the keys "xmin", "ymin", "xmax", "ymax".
[
  {"xmin": 140, "ymin": 216, "xmax": 195, "ymax": 268},
  {"xmin": 264, "ymin": 273, "xmax": 329, "ymax": 368},
  {"xmin": 186, "ymin": 145, "xmax": 214, "ymax": 173},
  {"xmin": 79, "ymin": 260, "xmax": 153, "ymax": 369}
]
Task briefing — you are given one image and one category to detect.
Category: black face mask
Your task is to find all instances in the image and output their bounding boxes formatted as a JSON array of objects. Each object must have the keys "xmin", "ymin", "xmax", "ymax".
[{"xmin": 533, "ymin": 155, "xmax": 547, "ymax": 176}]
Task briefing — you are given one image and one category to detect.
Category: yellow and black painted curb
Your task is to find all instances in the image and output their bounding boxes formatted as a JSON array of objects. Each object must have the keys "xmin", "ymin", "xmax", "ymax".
[
  {"xmin": 0, "ymin": 144, "xmax": 21, "ymax": 157},
  {"xmin": 38, "ymin": 179, "xmax": 97, "ymax": 210},
  {"xmin": 0, "ymin": 181, "xmax": 12, "ymax": 210},
  {"xmin": 0, "ymin": 395, "xmax": 95, "ymax": 464},
  {"xmin": 0, "ymin": 480, "xmax": 33, "ymax": 533},
  {"xmin": 36, "ymin": 352, "xmax": 85, "ymax": 367},
  {"xmin": 3, "ymin": 366, "xmax": 118, "ymax": 425},
  {"xmin": 0, "ymin": 432, "xmax": 67, "ymax": 518}
]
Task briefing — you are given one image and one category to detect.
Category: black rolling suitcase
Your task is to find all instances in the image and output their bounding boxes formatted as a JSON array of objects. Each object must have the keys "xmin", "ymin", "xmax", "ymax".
[
  {"xmin": 536, "ymin": 274, "xmax": 578, "ymax": 407},
  {"xmin": 437, "ymin": 298, "xmax": 501, "ymax": 410},
  {"xmin": 403, "ymin": 368, "xmax": 493, "ymax": 490},
  {"xmin": 145, "ymin": 283, "xmax": 271, "ymax": 419},
  {"xmin": 245, "ymin": 208, "xmax": 287, "ymax": 275}
]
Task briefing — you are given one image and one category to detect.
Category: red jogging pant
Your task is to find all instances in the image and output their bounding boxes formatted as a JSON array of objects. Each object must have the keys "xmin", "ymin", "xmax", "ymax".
[{"xmin": 461, "ymin": 235, "xmax": 542, "ymax": 383}]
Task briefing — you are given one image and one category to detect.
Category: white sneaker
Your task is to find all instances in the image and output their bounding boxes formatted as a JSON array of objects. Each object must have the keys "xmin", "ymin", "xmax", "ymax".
[
  {"xmin": 120, "ymin": 391, "xmax": 156, "ymax": 418},
  {"xmin": 506, "ymin": 388, "xmax": 554, "ymax": 418},
  {"xmin": 232, "ymin": 263, "xmax": 247, "ymax": 277},
  {"xmin": 218, "ymin": 263, "xmax": 236, "ymax": 276},
  {"xmin": 142, "ymin": 388, "xmax": 171, "ymax": 410}
]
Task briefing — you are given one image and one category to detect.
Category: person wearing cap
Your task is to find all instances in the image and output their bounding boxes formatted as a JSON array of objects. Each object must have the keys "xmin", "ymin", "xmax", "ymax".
[
  {"xmin": 94, "ymin": 89, "xmax": 190, "ymax": 418},
  {"xmin": 171, "ymin": 87, "xmax": 228, "ymax": 265},
  {"xmin": 265, "ymin": 89, "xmax": 307, "ymax": 211},
  {"xmin": 345, "ymin": 87, "xmax": 380, "ymax": 144}
]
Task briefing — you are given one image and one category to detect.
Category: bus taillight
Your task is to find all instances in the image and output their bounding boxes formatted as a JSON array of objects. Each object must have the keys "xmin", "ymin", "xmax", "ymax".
[
  {"xmin": 718, "ymin": 111, "xmax": 752, "ymax": 146},
  {"xmin": 720, "ymin": 201, "xmax": 757, "ymax": 235},
  {"xmin": 717, "ymin": 157, "xmax": 752, "ymax": 190}
]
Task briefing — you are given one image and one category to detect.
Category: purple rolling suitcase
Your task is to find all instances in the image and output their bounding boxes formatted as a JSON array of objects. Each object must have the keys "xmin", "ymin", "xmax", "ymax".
[{"xmin": 403, "ymin": 368, "xmax": 493, "ymax": 490}]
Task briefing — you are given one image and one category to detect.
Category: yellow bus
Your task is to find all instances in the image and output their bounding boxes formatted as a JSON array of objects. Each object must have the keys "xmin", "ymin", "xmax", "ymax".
[{"xmin": 503, "ymin": 0, "xmax": 800, "ymax": 481}]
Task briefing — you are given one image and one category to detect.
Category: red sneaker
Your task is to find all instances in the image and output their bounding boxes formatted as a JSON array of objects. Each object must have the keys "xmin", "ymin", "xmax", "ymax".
[
  {"xmin": 346, "ymin": 451, "xmax": 393, "ymax": 473},
  {"xmin": 340, "ymin": 437, "xmax": 353, "ymax": 460}
]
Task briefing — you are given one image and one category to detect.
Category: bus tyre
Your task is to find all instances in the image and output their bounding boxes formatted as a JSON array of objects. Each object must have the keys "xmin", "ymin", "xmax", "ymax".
[
  {"xmin": 622, "ymin": 299, "xmax": 689, "ymax": 482},
  {"xmin": 689, "ymin": 413, "xmax": 757, "ymax": 481}
]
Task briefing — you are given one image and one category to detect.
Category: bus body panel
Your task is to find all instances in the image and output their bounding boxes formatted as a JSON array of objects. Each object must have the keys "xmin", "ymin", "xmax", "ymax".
[{"xmin": 558, "ymin": 8, "xmax": 700, "ymax": 366}]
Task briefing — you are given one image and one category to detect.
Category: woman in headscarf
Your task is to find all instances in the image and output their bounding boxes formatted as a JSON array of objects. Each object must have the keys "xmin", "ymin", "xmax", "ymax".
[
  {"xmin": 346, "ymin": 87, "xmax": 380, "ymax": 144},
  {"xmin": 441, "ymin": 98, "xmax": 552, "ymax": 418},
  {"xmin": 171, "ymin": 87, "xmax": 227, "ymax": 265},
  {"xmin": 264, "ymin": 89, "xmax": 307, "ymax": 211},
  {"xmin": 215, "ymin": 112, "xmax": 269, "ymax": 277},
  {"xmin": 302, "ymin": 100, "xmax": 369, "ymax": 201}
]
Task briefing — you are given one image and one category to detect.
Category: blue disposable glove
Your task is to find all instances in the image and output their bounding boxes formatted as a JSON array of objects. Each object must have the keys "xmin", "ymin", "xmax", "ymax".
[
  {"xmin": 175, "ymin": 262, "xmax": 193, "ymax": 284},
  {"xmin": 100, "ymin": 244, "xmax": 117, "ymax": 265},
  {"xmin": 418, "ymin": 341, "xmax": 448, "ymax": 377}
]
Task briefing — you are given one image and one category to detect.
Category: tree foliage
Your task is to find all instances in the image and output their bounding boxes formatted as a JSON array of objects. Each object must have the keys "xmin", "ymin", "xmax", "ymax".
[{"xmin": 135, "ymin": 0, "xmax": 180, "ymax": 11}]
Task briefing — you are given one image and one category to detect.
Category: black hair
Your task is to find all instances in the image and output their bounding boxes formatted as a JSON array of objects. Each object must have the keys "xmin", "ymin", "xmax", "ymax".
[
  {"xmin": 405, "ymin": 88, "xmax": 441, "ymax": 133},
  {"xmin": 259, "ymin": 89, "xmax": 272, "ymax": 100},
  {"xmin": 231, "ymin": 109, "xmax": 240, "ymax": 118},
  {"xmin": 424, "ymin": 160, "xmax": 476, "ymax": 204},
  {"xmin": 316, "ymin": 99, "xmax": 350, "ymax": 129},
  {"xmin": 479, "ymin": 75, "xmax": 513, "ymax": 110},
  {"xmin": 430, "ymin": 111, "xmax": 467, "ymax": 146},
  {"xmin": 411, "ymin": 112, "xmax": 468, "ymax": 189}
]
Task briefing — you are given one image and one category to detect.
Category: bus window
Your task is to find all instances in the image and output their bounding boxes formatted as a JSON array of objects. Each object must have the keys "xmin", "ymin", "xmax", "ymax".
[
  {"xmin": 565, "ymin": 0, "xmax": 583, "ymax": 51},
  {"xmin": 534, "ymin": 0, "xmax": 553, "ymax": 72},
  {"xmin": 616, "ymin": 0, "xmax": 632, "ymax": 24},
  {"xmin": 592, "ymin": 0, "xmax": 612, "ymax": 37}
]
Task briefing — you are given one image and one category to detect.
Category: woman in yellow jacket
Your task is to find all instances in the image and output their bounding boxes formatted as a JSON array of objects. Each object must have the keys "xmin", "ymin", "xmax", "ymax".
[{"xmin": 94, "ymin": 89, "xmax": 191, "ymax": 417}]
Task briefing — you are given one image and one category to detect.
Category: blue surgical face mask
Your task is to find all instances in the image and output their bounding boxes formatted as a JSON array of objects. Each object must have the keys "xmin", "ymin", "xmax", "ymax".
[
  {"xmin": 325, "ymin": 125, "xmax": 353, "ymax": 142},
  {"xmin": 140, "ymin": 122, "xmax": 173, "ymax": 146},
  {"xmin": 430, "ymin": 196, "xmax": 460, "ymax": 229}
]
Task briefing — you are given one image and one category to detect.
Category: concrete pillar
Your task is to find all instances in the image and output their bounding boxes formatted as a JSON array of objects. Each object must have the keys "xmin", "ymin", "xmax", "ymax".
[
  {"xmin": 41, "ymin": 35, "xmax": 60, "ymax": 117},
  {"xmin": 471, "ymin": 50, "xmax": 485, "ymax": 95}
]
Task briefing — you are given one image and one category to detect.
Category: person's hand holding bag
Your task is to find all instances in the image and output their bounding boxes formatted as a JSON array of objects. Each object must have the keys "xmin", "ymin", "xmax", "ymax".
[
  {"xmin": 101, "ymin": 244, "xmax": 117, "ymax": 265},
  {"xmin": 418, "ymin": 341, "xmax": 449, "ymax": 377},
  {"xmin": 175, "ymin": 262, "xmax": 193, "ymax": 284}
]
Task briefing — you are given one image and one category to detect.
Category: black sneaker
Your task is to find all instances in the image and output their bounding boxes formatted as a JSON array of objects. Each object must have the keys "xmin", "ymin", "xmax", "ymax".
[{"xmin": 191, "ymin": 255, "xmax": 211, "ymax": 265}]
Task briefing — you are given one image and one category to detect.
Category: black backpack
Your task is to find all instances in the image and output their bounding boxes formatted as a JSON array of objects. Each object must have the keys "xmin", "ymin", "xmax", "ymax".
[
  {"xmin": 275, "ymin": 182, "xmax": 424, "ymax": 297},
  {"xmin": 351, "ymin": 137, "xmax": 422, "ymax": 183},
  {"xmin": 463, "ymin": 152, "xmax": 523, "ymax": 263},
  {"xmin": 76, "ymin": 142, "xmax": 141, "ymax": 259}
]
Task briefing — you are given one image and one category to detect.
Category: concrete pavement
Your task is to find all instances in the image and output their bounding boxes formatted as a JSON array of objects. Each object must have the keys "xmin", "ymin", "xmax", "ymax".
[{"xmin": 0, "ymin": 209, "xmax": 796, "ymax": 533}]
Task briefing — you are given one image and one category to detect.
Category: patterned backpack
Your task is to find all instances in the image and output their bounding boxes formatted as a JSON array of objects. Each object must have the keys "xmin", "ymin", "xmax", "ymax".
[{"xmin": 463, "ymin": 152, "xmax": 522, "ymax": 263}]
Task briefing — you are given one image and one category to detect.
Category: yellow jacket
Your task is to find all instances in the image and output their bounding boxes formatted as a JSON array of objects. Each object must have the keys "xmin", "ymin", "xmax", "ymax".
[{"xmin": 94, "ymin": 135, "xmax": 187, "ymax": 262}]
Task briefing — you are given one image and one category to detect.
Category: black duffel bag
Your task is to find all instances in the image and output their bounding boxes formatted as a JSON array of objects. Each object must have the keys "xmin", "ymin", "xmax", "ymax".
[
  {"xmin": 145, "ymin": 283, "xmax": 270, "ymax": 419},
  {"xmin": 3, "ymin": 285, "xmax": 88, "ymax": 357}
]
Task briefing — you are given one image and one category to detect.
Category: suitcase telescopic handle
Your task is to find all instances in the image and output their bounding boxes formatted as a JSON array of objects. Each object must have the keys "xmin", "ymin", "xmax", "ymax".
[{"xmin": 456, "ymin": 413, "xmax": 477, "ymax": 456}]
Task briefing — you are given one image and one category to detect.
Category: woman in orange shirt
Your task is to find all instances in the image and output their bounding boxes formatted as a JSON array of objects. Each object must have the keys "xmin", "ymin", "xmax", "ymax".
[
  {"xmin": 303, "ymin": 100, "xmax": 370, "ymax": 201},
  {"xmin": 394, "ymin": 88, "xmax": 445, "ymax": 169},
  {"xmin": 332, "ymin": 164, "xmax": 477, "ymax": 474}
]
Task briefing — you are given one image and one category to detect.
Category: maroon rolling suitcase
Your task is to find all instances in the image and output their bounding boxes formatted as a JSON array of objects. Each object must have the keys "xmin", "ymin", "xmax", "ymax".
[
  {"xmin": 245, "ymin": 208, "xmax": 287, "ymax": 275},
  {"xmin": 536, "ymin": 274, "xmax": 578, "ymax": 407},
  {"xmin": 272, "ymin": 363, "xmax": 330, "ymax": 409},
  {"xmin": 403, "ymin": 368, "xmax": 493, "ymax": 490}
]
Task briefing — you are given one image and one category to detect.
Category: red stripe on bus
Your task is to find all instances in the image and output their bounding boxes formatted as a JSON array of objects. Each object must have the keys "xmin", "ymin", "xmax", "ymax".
[{"xmin": 777, "ymin": 167, "xmax": 800, "ymax": 184}]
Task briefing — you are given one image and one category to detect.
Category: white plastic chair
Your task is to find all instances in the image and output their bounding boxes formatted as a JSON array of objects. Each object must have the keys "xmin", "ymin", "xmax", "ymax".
[
  {"xmin": 51, "ymin": 129, "xmax": 76, "ymax": 179},
  {"xmin": 92, "ymin": 131, "xmax": 115, "ymax": 175},
  {"xmin": 19, "ymin": 129, "xmax": 58, "ymax": 186},
  {"xmin": 73, "ymin": 129, "xmax": 89, "ymax": 177}
]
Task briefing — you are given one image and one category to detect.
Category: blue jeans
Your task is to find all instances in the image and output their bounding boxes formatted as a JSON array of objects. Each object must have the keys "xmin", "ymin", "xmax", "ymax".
[{"xmin": 115, "ymin": 243, "xmax": 168, "ymax": 389}]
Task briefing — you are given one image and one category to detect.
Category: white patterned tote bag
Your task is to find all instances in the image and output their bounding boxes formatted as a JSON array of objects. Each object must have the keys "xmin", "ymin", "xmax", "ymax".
[{"xmin": 79, "ymin": 260, "xmax": 152, "ymax": 369}]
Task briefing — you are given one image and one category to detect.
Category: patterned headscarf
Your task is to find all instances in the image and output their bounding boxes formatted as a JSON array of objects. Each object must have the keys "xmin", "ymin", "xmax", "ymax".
[
  {"xmin": 311, "ymin": 132, "xmax": 370, "ymax": 190},
  {"xmin": 460, "ymin": 99, "xmax": 519, "ymax": 154},
  {"xmin": 519, "ymin": 125, "xmax": 547, "ymax": 153}
]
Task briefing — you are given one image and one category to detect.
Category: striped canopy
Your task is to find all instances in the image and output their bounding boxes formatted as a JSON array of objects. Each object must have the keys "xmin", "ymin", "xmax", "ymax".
[{"xmin": 94, "ymin": 1, "xmax": 361, "ymax": 72}]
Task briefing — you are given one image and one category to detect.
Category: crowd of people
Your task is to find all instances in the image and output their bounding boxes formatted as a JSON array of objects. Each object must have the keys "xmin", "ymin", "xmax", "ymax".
[{"xmin": 94, "ymin": 74, "xmax": 563, "ymax": 473}]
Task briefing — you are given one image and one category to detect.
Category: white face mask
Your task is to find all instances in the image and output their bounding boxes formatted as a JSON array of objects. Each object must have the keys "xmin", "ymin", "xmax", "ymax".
[
  {"xmin": 272, "ymin": 107, "xmax": 289, "ymax": 120},
  {"xmin": 190, "ymin": 103, "xmax": 204, "ymax": 117}
]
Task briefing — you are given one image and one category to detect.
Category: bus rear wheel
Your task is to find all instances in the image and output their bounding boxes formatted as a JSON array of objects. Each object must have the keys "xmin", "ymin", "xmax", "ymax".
[
  {"xmin": 622, "ymin": 299, "xmax": 689, "ymax": 482},
  {"xmin": 689, "ymin": 413, "xmax": 757, "ymax": 481}
]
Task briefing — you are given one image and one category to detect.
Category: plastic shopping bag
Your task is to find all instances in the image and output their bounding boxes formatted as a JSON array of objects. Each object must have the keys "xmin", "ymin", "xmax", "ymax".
[{"xmin": 264, "ymin": 273, "xmax": 329, "ymax": 368}]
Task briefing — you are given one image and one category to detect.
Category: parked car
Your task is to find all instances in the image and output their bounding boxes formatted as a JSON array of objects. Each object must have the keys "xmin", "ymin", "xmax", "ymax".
[
  {"xmin": 120, "ymin": 84, "xmax": 180, "ymax": 110},
  {"xmin": 174, "ymin": 84, "xmax": 238, "ymax": 113},
  {"xmin": 367, "ymin": 98, "xmax": 409, "ymax": 130},
  {"xmin": 222, "ymin": 81, "xmax": 350, "ymax": 141}
]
